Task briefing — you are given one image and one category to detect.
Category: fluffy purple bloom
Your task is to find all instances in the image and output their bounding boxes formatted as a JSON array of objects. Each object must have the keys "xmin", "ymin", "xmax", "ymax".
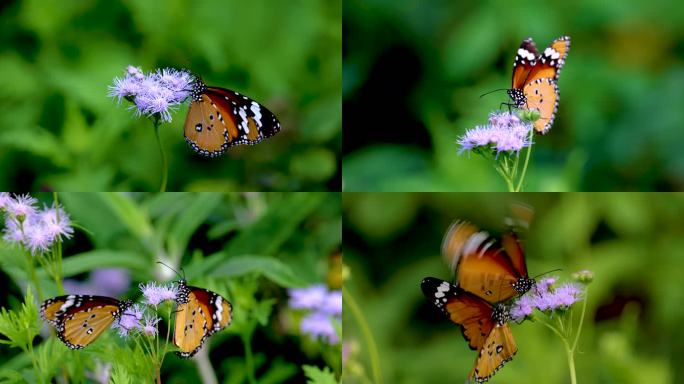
[
  {"xmin": 320, "ymin": 290, "xmax": 342, "ymax": 316},
  {"xmin": 108, "ymin": 66, "xmax": 193, "ymax": 123},
  {"xmin": 458, "ymin": 112, "xmax": 533, "ymax": 154},
  {"xmin": 113, "ymin": 304, "xmax": 144, "ymax": 337},
  {"xmin": 139, "ymin": 281, "xmax": 178, "ymax": 307},
  {"xmin": 39, "ymin": 204, "xmax": 74, "ymax": 241},
  {"xmin": 142, "ymin": 315, "xmax": 161, "ymax": 337},
  {"xmin": 6, "ymin": 194, "xmax": 38, "ymax": 219},
  {"xmin": 300, "ymin": 312, "xmax": 339, "ymax": 344},
  {"xmin": 289, "ymin": 284, "xmax": 328, "ymax": 310},
  {"xmin": 24, "ymin": 223, "xmax": 54, "ymax": 254},
  {"xmin": 0, "ymin": 193, "xmax": 12, "ymax": 210},
  {"xmin": 512, "ymin": 278, "xmax": 585, "ymax": 320}
]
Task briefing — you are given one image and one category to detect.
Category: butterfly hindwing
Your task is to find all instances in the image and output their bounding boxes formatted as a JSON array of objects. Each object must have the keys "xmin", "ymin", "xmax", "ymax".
[
  {"xmin": 469, "ymin": 323, "xmax": 518, "ymax": 383},
  {"xmin": 173, "ymin": 280, "xmax": 233, "ymax": 358},
  {"xmin": 523, "ymin": 78, "xmax": 559, "ymax": 133},
  {"xmin": 41, "ymin": 295, "xmax": 131, "ymax": 350},
  {"xmin": 183, "ymin": 79, "xmax": 281, "ymax": 157}
]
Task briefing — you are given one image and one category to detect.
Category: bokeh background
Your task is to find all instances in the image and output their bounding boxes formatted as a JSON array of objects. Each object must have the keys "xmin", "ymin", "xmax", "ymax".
[
  {"xmin": 0, "ymin": 0, "xmax": 341, "ymax": 191},
  {"xmin": 0, "ymin": 192, "xmax": 342, "ymax": 383},
  {"xmin": 343, "ymin": 193, "xmax": 684, "ymax": 383},
  {"xmin": 342, "ymin": 0, "xmax": 684, "ymax": 191}
]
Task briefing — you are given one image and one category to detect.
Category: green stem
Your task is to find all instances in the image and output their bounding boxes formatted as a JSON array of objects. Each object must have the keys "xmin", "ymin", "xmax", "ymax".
[
  {"xmin": 24, "ymin": 250, "xmax": 43, "ymax": 301},
  {"xmin": 515, "ymin": 128, "xmax": 535, "ymax": 192},
  {"xmin": 342, "ymin": 285, "xmax": 383, "ymax": 384},
  {"xmin": 572, "ymin": 287, "xmax": 588, "ymax": 352},
  {"xmin": 153, "ymin": 116, "xmax": 168, "ymax": 192},
  {"xmin": 539, "ymin": 318, "xmax": 577, "ymax": 384},
  {"xmin": 242, "ymin": 332, "xmax": 257, "ymax": 384}
]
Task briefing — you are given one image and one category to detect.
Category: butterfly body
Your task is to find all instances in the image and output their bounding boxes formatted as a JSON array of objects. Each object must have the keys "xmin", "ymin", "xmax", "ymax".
[
  {"xmin": 40, "ymin": 295, "xmax": 132, "ymax": 349},
  {"xmin": 173, "ymin": 279, "xmax": 233, "ymax": 358},
  {"xmin": 184, "ymin": 78, "xmax": 281, "ymax": 157},
  {"xmin": 507, "ymin": 36, "xmax": 570, "ymax": 134},
  {"xmin": 421, "ymin": 277, "xmax": 516, "ymax": 383}
]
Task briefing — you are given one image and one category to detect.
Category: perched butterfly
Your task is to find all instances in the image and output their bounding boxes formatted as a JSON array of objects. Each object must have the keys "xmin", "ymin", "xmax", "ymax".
[
  {"xmin": 421, "ymin": 277, "xmax": 516, "ymax": 383},
  {"xmin": 40, "ymin": 295, "xmax": 132, "ymax": 349},
  {"xmin": 173, "ymin": 279, "xmax": 233, "ymax": 358},
  {"xmin": 506, "ymin": 36, "xmax": 570, "ymax": 134},
  {"xmin": 184, "ymin": 78, "xmax": 281, "ymax": 157},
  {"xmin": 441, "ymin": 221, "xmax": 534, "ymax": 303}
]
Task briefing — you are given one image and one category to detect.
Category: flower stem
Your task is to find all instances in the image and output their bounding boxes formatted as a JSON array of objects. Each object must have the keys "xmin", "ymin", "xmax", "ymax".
[
  {"xmin": 515, "ymin": 128, "xmax": 535, "ymax": 192},
  {"xmin": 241, "ymin": 333, "xmax": 257, "ymax": 384},
  {"xmin": 342, "ymin": 285, "xmax": 383, "ymax": 384},
  {"xmin": 572, "ymin": 287, "xmax": 588, "ymax": 351},
  {"xmin": 24, "ymin": 250, "xmax": 43, "ymax": 301},
  {"xmin": 153, "ymin": 115, "xmax": 168, "ymax": 192}
]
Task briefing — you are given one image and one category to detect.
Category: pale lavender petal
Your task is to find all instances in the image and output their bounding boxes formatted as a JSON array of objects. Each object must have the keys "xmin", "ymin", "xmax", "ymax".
[{"xmin": 300, "ymin": 312, "xmax": 339, "ymax": 344}]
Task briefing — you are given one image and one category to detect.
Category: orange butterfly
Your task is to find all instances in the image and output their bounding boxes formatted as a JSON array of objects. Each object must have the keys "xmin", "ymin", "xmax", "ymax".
[
  {"xmin": 506, "ymin": 36, "xmax": 570, "ymax": 134},
  {"xmin": 173, "ymin": 279, "xmax": 233, "ymax": 358},
  {"xmin": 441, "ymin": 221, "xmax": 534, "ymax": 303},
  {"xmin": 184, "ymin": 78, "xmax": 281, "ymax": 157},
  {"xmin": 421, "ymin": 277, "xmax": 517, "ymax": 383},
  {"xmin": 40, "ymin": 295, "xmax": 132, "ymax": 349}
]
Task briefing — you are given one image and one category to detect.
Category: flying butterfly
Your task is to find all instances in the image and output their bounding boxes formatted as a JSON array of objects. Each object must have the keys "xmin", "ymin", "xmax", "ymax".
[
  {"xmin": 441, "ymin": 220, "xmax": 534, "ymax": 303},
  {"xmin": 506, "ymin": 36, "xmax": 570, "ymax": 134},
  {"xmin": 421, "ymin": 277, "xmax": 517, "ymax": 383},
  {"xmin": 184, "ymin": 78, "xmax": 281, "ymax": 157},
  {"xmin": 173, "ymin": 278, "xmax": 233, "ymax": 358},
  {"xmin": 40, "ymin": 295, "xmax": 133, "ymax": 349}
]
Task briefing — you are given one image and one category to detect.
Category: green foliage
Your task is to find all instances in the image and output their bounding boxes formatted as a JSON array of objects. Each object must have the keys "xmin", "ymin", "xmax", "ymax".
[
  {"xmin": 0, "ymin": 0, "xmax": 341, "ymax": 191},
  {"xmin": 303, "ymin": 365, "xmax": 338, "ymax": 384},
  {"xmin": 0, "ymin": 288, "xmax": 40, "ymax": 352},
  {"xmin": 343, "ymin": 0, "xmax": 684, "ymax": 191}
]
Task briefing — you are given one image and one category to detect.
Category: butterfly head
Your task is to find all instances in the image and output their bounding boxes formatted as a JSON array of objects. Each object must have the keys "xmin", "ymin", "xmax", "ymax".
[
  {"xmin": 491, "ymin": 303, "xmax": 510, "ymax": 326},
  {"xmin": 190, "ymin": 77, "xmax": 207, "ymax": 102},
  {"xmin": 512, "ymin": 277, "xmax": 535, "ymax": 295},
  {"xmin": 507, "ymin": 88, "xmax": 526, "ymax": 108}
]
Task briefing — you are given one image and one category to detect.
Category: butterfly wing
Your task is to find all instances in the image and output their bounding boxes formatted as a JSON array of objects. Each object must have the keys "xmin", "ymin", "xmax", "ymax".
[
  {"xmin": 206, "ymin": 87, "xmax": 281, "ymax": 142},
  {"xmin": 421, "ymin": 277, "xmax": 494, "ymax": 350},
  {"xmin": 184, "ymin": 93, "xmax": 235, "ymax": 157},
  {"xmin": 523, "ymin": 78, "xmax": 559, "ymax": 133},
  {"xmin": 41, "ymin": 295, "xmax": 130, "ymax": 349},
  {"xmin": 174, "ymin": 282, "xmax": 233, "ymax": 358},
  {"xmin": 442, "ymin": 222, "xmax": 521, "ymax": 303},
  {"xmin": 511, "ymin": 37, "xmax": 538, "ymax": 90},
  {"xmin": 468, "ymin": 323, "xmax": 518, "ymax": 383},
  {"xmin": 525, "ymin": 36, "xmax": 571, "ymax": 84}
]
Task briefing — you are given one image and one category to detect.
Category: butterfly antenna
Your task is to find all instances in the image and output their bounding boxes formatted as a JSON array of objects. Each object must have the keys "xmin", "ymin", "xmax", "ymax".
[
  {"xmin": 479, "ymin": 88, "xmax": 509, "ymax": 98},
  {"xmin": 532, "ymin": 269, "xmax": 563, "ymax": 280},
  {"xmin": 157, "ymin": 261, "xmax": 183, "ymax": 280}
]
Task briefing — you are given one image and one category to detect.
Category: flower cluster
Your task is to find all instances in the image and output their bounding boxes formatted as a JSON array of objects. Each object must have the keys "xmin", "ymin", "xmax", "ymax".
[
  {"xmin": 458, "ymin": 112, "xmax": 534, "ymax": 154},
  {"xmin": 112, "ymin": 303, "xmax": 163, "ymax": 338},
  {"xmin": 510, "ymin": 276, "xmax": 584, "ymax": 322},
  {"xmin": 289, "ymin": 284, "xmax": 342, "ymax": 344},
  {"xmin": 139, "ymin": 281, "xmax": 179, "ymax": 307},
  {"xmin": 108, "ymin": 65, "xmax": 194, "ymax": 122},
  {"xmin": 1, "ymin": 193, "xmax": 74, "ymax": 254}
]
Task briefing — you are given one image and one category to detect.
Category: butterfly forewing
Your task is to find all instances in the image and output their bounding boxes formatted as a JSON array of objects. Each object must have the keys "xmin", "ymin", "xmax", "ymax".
[
  {"xmin": 526, "ymin": 36, "xmax": 571, "ymax": 84},
  {"xmin": 511, "ymin": 37, "xmax": 538, "ymax": 90},
  {"xmin": 207, "ymin": 87, "xmax": 281, "ymax": 141}
]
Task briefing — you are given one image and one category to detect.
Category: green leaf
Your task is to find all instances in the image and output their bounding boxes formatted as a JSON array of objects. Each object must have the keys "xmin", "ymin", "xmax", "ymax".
[
  {"xmin": 167, "ymin": 192, "xmax": 222, "ymax": 258},
  {"xmin": 302, "ymin": 365, "xmax": 338, "ymax": 384},
  {"xmin": 206, "ymin": 255, "xmax": 308, "ymax": 288},
  {"xmin": 57, "ymin": 250, "xmax": 149, "ymax": 277},
  {"xmin": 0, "ymin": 288, "xmax": 40, "ymax": 352}
]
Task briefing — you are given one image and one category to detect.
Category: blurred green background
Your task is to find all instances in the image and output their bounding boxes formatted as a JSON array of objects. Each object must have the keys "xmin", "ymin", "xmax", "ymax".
[
  {"xmin": 342, "ymin": 0, "xmax": 684, "ymax": 191},
  {"xmin": 0, "ymin": 0, "xmax": 341, "ymax": 191},
  {"xmin": 343, "ymin": 193, "xmax": 684, "ymax": 383}
]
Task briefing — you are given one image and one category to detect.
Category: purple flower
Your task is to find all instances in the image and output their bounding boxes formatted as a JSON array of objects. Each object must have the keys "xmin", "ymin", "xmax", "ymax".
[
  {"xmin": 320, "ymin": 290, "xmax": 342, "ymax": 316},
  {"xmin": 458, "ymin": 112, "xmax": 533, "ymax": 154},
  {"xmin": 300, "ymin": 312, "xmax": 339, "ymax": 344},
  {"xmin": 0, "ymin": 193, "xmax": 12, "ymax": 210},
  {"xmin": 139, "ymin": 281, "xmax": 178, "ymax": 307},
  {"xmin": 142, "ymin": 315, "xmax": 161, "ymax": 337},
  {"xmin": 2, "ymin": 216, "xmax": 25, "ymax": 244},
  {"xmin": 289, "ymin": 284, "xmax": 328, "ymax": 310},
  {"xmin": 24, "ymin": 223, "xmax": 54, "ymax": 254},
  {"xmin": 6, "ymin": 194, "xmax": 38, "ymax": 219},
  {"xmin": 39, "ymin": 204, "xmax": 74, "ymax": 241},
  {"xmin": 108, "ymin": 66, "xmax": 193, "ymax": 122},
  {"xmin": 113, "ymin": 304, "xmax": 144, "ymax": 337},
  {"xmin": 512, "ymin": 278, "xmax": 585, "ymax": 320}
]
